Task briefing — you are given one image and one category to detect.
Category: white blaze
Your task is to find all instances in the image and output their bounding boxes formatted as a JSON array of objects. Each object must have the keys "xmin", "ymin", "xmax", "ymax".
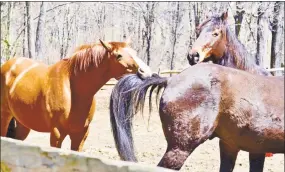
[{"xmin": 124, "ymin": 48, "xmax": 152, "ymax": 78}]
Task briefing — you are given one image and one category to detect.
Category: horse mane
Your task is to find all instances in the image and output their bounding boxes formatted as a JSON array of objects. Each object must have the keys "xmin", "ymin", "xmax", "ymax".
[
  {"xmin": 223, "ymin": 23, "xmax": 271, "ymax": 75},
  {"xmin": 66, "ymin": 42, "xmax": 128, "ymax": 74}
]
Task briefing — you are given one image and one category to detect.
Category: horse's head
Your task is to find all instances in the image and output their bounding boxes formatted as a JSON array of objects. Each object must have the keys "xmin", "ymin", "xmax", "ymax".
[
  {"xmin": 188, "ymin": 10, "xmax": 229, "ymax": 65},
  {"xmin": 99, "ymin": 39, "xmax": 152, "ymax": 80}
]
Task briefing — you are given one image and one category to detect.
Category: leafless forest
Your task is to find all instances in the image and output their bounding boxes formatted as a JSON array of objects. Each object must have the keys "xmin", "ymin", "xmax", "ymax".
[{"xmin": 1, "ymin": 2, "xmax": 284, "ymax": 75}]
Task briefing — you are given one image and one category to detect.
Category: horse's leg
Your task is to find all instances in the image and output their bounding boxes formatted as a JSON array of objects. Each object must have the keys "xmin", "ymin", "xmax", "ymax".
[
  {"xmin": 5, "ymin": 117, "xmax": 30, "ymax": 140},
  {"xmin": 69, "ymin": 98, "xmax": 95, "ymax": 152},
  {"xmin": 6, "ymin": 118, "xmax": 17, "ymax": 138},
  {"xmin": 1, "ymin": 111, "xmax": 13, "ymax": 136},
  {"xmin": 219, "ymin": 140, "xmax": 239, "ymax": 172},
  {"xmin": 158, "ymin": 132, "xmax": 214, "ymax": 171},
  {"xmin": 249, "ymin": 153, "xmax": 265, "ymax": 172},
  {"xmin": 70, "ymin": 126, "xmax": 89, "ymax": 152},
  {"xmin": 13, "ymin": 120, "xmax": 31, "ymax": 140},
  {"xmin": 158, "ymin": 144, "xmax": 192, "ymax": 170},
  {"xmin": 50, "ymin": 126, "xmax": 67, "ymax": 148},
  {"xmin": 157, "ymin": 111, "xmax": 216, "ymax": 170}
]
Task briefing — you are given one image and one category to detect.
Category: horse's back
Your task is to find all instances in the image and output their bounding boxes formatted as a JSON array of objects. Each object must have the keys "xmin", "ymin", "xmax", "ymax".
[
  {"xmin": 191, "ymin": 64, "xmax": 285, "ymax": 153},
  {"xmin": 1, "ymin": 57, "xmax": 48, "ymax": 91}
]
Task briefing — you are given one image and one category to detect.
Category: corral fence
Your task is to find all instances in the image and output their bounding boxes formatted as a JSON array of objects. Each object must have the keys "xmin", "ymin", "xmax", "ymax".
[
  {"xmin": 1, "ymin": 137, "xmax": 174, "ymax": 172},
  {"xmin": 103, "ymin": 67, "xmax": 285, "ymax": 87}
]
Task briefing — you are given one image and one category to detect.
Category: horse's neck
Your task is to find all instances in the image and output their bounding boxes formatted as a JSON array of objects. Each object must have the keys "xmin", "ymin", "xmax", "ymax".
[
  {"xmin": 222, "ymin": 53, "xmax": 271, "ymax": 76},
  {"xmin": 223, "ymin": 28, "xmax": 271, "ymax": 76},
  {"xmin": 69, "ymin": 61, "xmax": 111, "ymax": 97}
]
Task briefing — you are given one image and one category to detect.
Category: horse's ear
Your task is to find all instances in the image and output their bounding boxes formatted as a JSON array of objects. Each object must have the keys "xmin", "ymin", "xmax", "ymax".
[
  {"xmin": 221, "ymin": 9, "xmax": 228, "ymax": 21},
  {"xmin": 99, "ymin": 39, "xmax": 112, "ymax": 52}
]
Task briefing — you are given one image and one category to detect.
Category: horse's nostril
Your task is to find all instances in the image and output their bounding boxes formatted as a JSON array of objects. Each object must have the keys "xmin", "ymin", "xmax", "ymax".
[{"xmin": 187, "ymin": 52, "xmax": 200, "ymax": 65}]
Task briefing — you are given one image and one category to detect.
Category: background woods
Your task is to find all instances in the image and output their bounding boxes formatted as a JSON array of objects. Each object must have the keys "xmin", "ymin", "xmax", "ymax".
[{"xmin": 1, "ymin": 2, "xmax": 284, "ymax": 75}]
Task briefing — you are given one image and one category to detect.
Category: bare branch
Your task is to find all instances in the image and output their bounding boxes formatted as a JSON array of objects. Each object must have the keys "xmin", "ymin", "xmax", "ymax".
[{"xmin": 33, "ymin": 2, "xmax": 76, "ymax": 20}]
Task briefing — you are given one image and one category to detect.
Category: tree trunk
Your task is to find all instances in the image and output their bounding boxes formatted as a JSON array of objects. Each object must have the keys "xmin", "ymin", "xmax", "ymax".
[
  {"xmin": 142, "ymin": 2, "xmax": 156, "ymax": 66},
  {"xmin": 170, "ymin": 2, "xmax": 180, "ymax": 71},
  {"xmin": 234, "ymin": 2, "xmax": 245, "ymax": 37},
  {"xmin": 270, "ymin": 2, "xmax": 281, "ymax": 73},
  {"xmin": 193, "ymin": 2, "xmax": 201, "ymax": 39},
  {"xmin": 2, "ymin": 2, "xmax": 12, "ymax": 58},
  {"xmin": 35, "ymin": 2, "xmax": 46, "ymax": 59},
  {"xmin": 26, "ymin": 2, "xmax": 34, "ymax": 59},
  {"xmin": 270, "ymin": 2, "xmax": 283, "ymax": 76},
  {"xmin": 22, "ymin": 11, "xmax": 26, "ymax": 57},
  {"xmin": 255, "ymin": 4, "xmax": 263, "ymax": 65},
  {"xmin": 60, "ymin": 25, "xmax": 65, "ymax": 59}
]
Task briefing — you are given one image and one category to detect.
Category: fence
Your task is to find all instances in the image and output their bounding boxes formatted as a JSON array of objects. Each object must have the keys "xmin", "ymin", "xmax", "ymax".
[{"xmin": 1, "ymin": 137, "xmax": 174, "ymax": 172}]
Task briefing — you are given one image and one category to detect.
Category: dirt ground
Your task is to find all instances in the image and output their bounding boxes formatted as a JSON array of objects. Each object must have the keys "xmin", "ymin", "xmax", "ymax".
[{"xmin": 24, "ymin": 87, "xmax": 284, "ymax": 172}]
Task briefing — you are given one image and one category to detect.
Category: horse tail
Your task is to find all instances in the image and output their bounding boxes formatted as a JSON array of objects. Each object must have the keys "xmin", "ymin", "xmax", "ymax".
[
  {"xmin": 1, "ymin": 60, "xmax": 17, "ymax": 138},
  {"xmin": 110, "ymin": 73, "xmax": 168, "ymax": 161}
]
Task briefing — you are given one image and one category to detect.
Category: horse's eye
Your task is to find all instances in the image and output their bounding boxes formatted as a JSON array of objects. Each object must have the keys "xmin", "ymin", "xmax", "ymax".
[
  {"xmin": 117, "ymin": 54, "xmax": 122, "ymax": 60},
  {"xmin": 213, "ymin": 33, "xmax": 219, "ymax": 37}
]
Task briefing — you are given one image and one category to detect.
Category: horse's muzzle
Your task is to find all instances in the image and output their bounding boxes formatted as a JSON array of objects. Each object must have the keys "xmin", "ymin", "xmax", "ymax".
[
  {"xmin": 187, "ymin": 53, "xmax": 199, "ymax": 66},
  {"xmin": 137, "ymin": 68, "xmax": 155, "ymax": 80}
]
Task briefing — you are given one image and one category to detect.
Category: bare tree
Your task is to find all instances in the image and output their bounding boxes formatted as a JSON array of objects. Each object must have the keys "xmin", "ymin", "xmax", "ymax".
[
  {"xmin": 26, "ymin": 1, "xmax": 34, "ymax": 58},
  {"xmin": 1, "ymin": 2, "xmax": 12, "ymax": 59},
  {"xmin": 35, "ymin": 2, "xmax": 46, "ymax": 59},
  {"xmin": 1, "ymin": 2, "xmax": 283, "ymax": 74},
  {"xmin": 270, "ymin": 2, "xmax": 281, "ymax": 70},
  {"xmin": 139, "ymin": 2, "xmax": 157, "ymax": 65},
  {"xmin": 233, "ymin": 2, "xmax": 245, "ymax": 37},
  {"xmin": 170, "ymin": 2, "xmax": 182, "ymax": 70},
  {"xmin": 22, "ymin": 10, "xmax": 26, "ymax": 57},
  {"xmin": 255, "ymin": 3, "xmax": 264, "ymax": 65}
]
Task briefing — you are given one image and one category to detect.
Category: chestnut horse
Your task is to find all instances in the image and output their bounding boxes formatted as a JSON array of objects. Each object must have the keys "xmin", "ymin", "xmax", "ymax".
[
  {"xmin": 187, "ymin": 11, "xmax": 271, "ymax": 76},
  {"xmin": 110, "ymin": 63, "xmax": 284, "ymax": 172},
  {"xmin": 1, "ymin": 40, "xmax": 152, "ymax": 151}
]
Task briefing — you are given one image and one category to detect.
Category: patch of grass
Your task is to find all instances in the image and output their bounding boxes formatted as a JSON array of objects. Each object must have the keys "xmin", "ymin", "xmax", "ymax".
[{"xmin": 1, "ymin": 162, "xmax": 11, "ymax": 172}]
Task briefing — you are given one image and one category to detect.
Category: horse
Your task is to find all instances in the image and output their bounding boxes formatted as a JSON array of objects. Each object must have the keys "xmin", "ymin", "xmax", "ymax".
[
  {"xmin": 187, "ymin": 10, "xmax": 277, "ymax": 158},
  {"xmin": 1, "ymin": 39, "xmax": 152, "ymax": 152},
  {"xmin": 187, "ymin": 11, "xmax": 271, "ymax": 77},
  {"xmin": 110, "ymin": 63, "xmax": 284, "ymax": 171}
]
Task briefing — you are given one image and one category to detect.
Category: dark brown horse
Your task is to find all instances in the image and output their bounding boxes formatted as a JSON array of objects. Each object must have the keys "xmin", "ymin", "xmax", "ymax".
[
  {"xmin": 187, "ymin": 11, "xmax": 271, "ymax": 77},
  {"xmin": 110, "ymin": 63, "xmax": 284, "ymax": 172},
  {"xmin": 188, "ymin": 10, "xmax": 276, "ymax": 158},
  {"xmin": 1, "ymin": 40, "xmax": 152, "ymax": 151}
]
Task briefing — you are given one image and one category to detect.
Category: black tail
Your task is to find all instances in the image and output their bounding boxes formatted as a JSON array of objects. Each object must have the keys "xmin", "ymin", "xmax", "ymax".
[{"xmin": 110, "ymin": 73, "xmax": 168, "ymax": 161}]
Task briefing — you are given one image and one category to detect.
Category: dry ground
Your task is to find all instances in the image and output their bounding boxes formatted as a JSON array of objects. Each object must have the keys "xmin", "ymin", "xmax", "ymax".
[{"xmin": 24, "ymin": 87, "xmax": 284, "ymax": 172}]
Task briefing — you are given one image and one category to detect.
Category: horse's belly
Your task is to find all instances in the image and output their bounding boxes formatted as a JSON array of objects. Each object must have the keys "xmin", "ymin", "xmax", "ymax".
[
  {"xmin": 217, "ymin": 125, "xmax": 284, "ymax": 153},
  {"xmin": 8, "ymin": 98, "xmax": 51, "ymax": 132},
  {"xmin": 234, "ymin": 135, "xmax": 284, "ymax": 153}
]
